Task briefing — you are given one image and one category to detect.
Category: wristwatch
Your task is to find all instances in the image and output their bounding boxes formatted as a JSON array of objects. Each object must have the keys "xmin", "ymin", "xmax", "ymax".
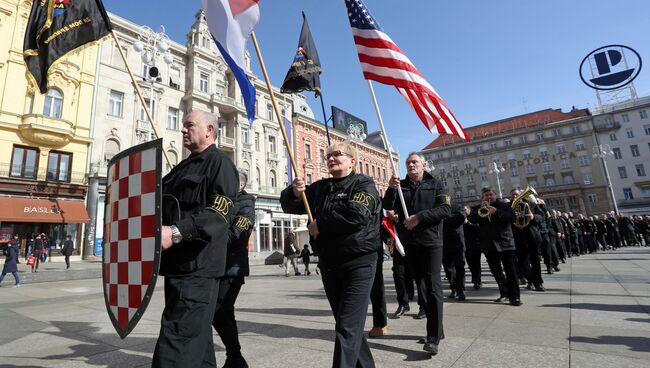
[{"xmin": 170, "ymin": 225, "xmax": 182, "ymax": 244}]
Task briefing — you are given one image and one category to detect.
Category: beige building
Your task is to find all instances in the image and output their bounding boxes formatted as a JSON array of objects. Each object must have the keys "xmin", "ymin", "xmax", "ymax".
[
  {"xmin": 420, "ymin": 108, "xmax": 614, "ymax": 215},
  {"xmin": 0, "ymin": 0, "xmax": 93, "ymax": 256}
]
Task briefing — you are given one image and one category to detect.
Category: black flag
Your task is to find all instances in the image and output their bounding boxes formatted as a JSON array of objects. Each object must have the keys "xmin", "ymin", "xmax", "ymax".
[
  {"xmin": 24, "ymin": 0, "xmax": 113, "ymax": 93},
  {"xmin": 281, "ymin": 12, "xmax": 322, "ymax": 96}
]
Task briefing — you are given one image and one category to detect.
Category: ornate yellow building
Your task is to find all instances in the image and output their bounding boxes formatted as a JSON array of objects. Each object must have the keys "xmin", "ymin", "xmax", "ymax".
[{"xmin": 0, "ymin": 0, "xmax": 95, "ymax": 257}]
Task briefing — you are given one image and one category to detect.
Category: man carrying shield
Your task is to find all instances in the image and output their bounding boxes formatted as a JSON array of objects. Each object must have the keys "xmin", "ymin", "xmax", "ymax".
[{"xmin": 153, "ymin": 110, "xmax": 239, "ymax": 367}]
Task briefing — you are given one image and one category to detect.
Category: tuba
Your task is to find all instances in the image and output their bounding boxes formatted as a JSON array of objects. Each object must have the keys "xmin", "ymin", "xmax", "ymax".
[
  {"xmin": 512, "ymin": 185, "xmax": 538, "ymax": 229},
  {"xmin": 478, "ymin": 201, "xmax": 491, "ymax": 221}
]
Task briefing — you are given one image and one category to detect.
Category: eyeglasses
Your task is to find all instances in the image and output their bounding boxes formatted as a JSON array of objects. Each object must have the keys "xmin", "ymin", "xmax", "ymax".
[{"xmin": 325, "ymin": 150, "xmax": 352, "ymax": 160}]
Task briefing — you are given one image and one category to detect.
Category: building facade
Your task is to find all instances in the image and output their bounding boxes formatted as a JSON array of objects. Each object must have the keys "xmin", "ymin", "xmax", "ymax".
[
  {"xmin": 420, "ymin": 108, "xmax": 614, "ymax": 215},
  {"xmin": 0, "ymin": 0, "xmax": 92, "ymax": 255},
  {"xmin": 590, "ymin": 96, "xmax": 650, "ymax": 215}
]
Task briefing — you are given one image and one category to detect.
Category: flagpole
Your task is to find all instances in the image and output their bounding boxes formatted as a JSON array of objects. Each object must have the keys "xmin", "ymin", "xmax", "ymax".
[
  {"xmin": 112, "ymin": 32, "xmax": 173, "ymax": 169},
  {"xmin": 251, "ymin": 32, "xmax": 313, "ymax": 222},
  {"xmin": 367, "ymin": 80, "xmax": 409, "ymax": 218},
  {"xmin": 318, "ymin": 94, "xmax": 332, "ymax": 145}
]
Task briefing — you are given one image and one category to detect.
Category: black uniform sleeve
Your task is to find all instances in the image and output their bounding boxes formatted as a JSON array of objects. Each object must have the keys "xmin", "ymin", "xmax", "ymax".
[
  {"xmin": 494, "ymin": 202, "xmax": 516, "ymax": 223},
  {"xmin": 467, "ymin": 205, "xmax": 482, "ymax": 224},
  {"xmin": 416, "ymin": 180, "xmax": 451, "ymax": 225},
  {"xmin": 280, "ymin": 185, "xmax": 310, "ymax": 215},
  {"xmin": 174, "ymin": 157, "xmax": 239, "ymax": 243},
  {"xmin": 229, "ymin": 193, "xmax": 256, "ymax": 250},
  {"xmin": 317, "ymin": 177, "xmax": 380, "ymax": 236},
  {"xmin": 382, "ymin": 187, "xmax": 398, "ymax": 211},
  {"xmin": 445, "ymin": 204, "xmax": 466, "ymax": 229}
]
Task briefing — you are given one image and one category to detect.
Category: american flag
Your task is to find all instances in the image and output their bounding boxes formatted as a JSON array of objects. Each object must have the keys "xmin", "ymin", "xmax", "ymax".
[{"xmin": 345, "ymin": 0, "xmax": 468, "ymax": 141}]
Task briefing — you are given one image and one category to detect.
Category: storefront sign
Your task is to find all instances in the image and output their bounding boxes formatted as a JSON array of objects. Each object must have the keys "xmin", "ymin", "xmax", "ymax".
[{"xmin": 23, "ymin": 205, "xmax": 61, "ymax": 214}]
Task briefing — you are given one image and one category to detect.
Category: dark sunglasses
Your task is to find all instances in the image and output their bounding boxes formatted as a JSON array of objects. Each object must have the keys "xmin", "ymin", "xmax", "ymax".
[{"xmin": 325, "ymin": 150, "xmax": 352, "ymax": 160}]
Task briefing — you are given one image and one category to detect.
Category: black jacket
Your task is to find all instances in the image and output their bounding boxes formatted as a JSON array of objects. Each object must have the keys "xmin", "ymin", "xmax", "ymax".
[
  {"xmin": 382, "ymin": 171, "xmax": 450, "ymax": 247},
  {"xmin": 160, "ymin": 144, "xmax": 239, "ymax": 278},
  {"xmin": 280, "ymin": 173, "xmax": 381, "ymax": 267},
  {"xmin": 443, "ymin": 203, "xmax": 466, "ymax": 252},
  {"xmin": 225, "ymin": 190, "xmax": 255, "ymax": 278},
  {"xmin": 463, "ymin": 221, "xmax": 481, "ymax": 255},
  {"xmin": 512, "ymin": 201, "xmax": 544, "ymax": 248},
  {"xmin": 61, "ymin": 240, "xmax": 74, "ymax": 256},
  {"xmin": 468, "ymin": 199, "xmax": 515, "ymax": 252}
]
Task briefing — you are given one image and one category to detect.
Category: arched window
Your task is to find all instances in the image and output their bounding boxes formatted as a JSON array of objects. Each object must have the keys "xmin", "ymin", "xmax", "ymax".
[
  {"xmin": 43, "ymin": 88, "xmax": 63, "ymax": 118},
  {"xmin": 270, "ymin": 170, "xmax": 277, "ymax": 188},
  {"xmin": 256, "ymin": 166, "xmax": 261, "ymax": 189},
  {"xmin": 104, "ymin": 139, "xmax": 120, "ymax": 162},
  {"xmin": 545, "ymin": 177, "xmax": 556, "ymax": 186}
]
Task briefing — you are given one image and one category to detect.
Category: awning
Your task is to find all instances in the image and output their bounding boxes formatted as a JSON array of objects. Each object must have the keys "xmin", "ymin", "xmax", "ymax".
[{"xmin": 0, "ymin": 197, "xmax": 89, "ymax": 224}]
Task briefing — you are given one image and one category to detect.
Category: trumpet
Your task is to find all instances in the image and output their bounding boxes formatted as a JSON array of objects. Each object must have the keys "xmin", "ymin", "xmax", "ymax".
[{"xmin": 477, "ymin": 201, "xmax": 491, "ymax": 221}]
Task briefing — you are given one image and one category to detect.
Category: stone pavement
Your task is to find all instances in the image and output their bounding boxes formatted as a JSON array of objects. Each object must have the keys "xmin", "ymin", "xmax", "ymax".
[{"xmin": 0, "ymin": 248, "xmax": 648, "ymax": 367}]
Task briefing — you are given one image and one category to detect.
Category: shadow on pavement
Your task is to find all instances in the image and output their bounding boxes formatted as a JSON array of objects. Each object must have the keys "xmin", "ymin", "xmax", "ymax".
[
  {"xmin": 239, "ymin": 307, "xmax": 333, "ymax": 317},
  {"xmin": 540, "ymin": 303, "xmax": 649, "ymax": 313},
  {"xmin": 571, "ymin": 335, "xmax": 650, "ymax": 353},
  {"xmin": 626, "ymin": 317, "xmax": 650, "ymax": 323}
]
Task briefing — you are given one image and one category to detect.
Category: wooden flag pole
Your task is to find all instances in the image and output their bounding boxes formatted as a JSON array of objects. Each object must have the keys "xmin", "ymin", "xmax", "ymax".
[
  {"xmin": 367, "ymin": 80, "xmax": 409, "ymax": 218},
  {"xmin": 251, "ymin": 32, "xmax": 313, "ymax": 222},
  {"xmin": 111, "ymin": 32, "xmax": 173, "ymax": 169}
]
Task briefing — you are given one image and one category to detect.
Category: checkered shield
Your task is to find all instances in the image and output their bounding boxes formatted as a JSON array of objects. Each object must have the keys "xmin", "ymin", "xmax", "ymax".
[{"xmin": 102, "ymin": 139, "xmax": 162, "ymax": 339}]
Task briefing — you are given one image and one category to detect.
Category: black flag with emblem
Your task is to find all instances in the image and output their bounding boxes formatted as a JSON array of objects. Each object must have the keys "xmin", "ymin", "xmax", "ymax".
[
  {"xmin": 280, "ymin": 12, "xmax": 322, "ymax": 96},
  {"xmin": 23, "ymin": 0, "xmax": 113, "ymax": 93}
]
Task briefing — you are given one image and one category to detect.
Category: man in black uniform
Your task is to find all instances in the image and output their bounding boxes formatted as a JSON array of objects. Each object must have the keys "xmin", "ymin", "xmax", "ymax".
[
  {"xmin": 549, "ymin": 209, "xmax": 566, "ymax": 264},
  {"xmin": 594, "ymin": 214, "xmax": 609, "ymax": 250},
  {"xmin": 463, "ymin": 212, "xmax": 482, "ymax": 290},
  {"xmin": 153, "ymin": 110, "xmax": 239, "ymax": 368},
  {"xmin": 212, "ymin": 170, "xmax": 255, "ymax": 368},
  {"xmin": 510, "ymin": 188, "xmax": 545, "ymax": 291},
  {"xmin": 468, "ymin": 187, "xmax": 521, "ymax": 306},
  {"xmin": 442, "ymin": 201, "xmax": 467, "ymax": 301},
  {"xmin": 383, "ymin": 152, "xmax": 450, "ymax": 355}
]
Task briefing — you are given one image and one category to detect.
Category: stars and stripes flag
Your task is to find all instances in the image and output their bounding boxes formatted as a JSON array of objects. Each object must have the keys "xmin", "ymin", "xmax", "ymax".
[
  {"xmin": 202, "ymin": 0, "xmax": 260, "ymax": 125},
  {"xmin": 344, "ymin": 0, "xmax": 468, "ymax": 141}
]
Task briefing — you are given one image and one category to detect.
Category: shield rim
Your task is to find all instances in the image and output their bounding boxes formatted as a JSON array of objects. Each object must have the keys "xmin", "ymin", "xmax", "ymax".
[{"xmin": 102, "ymin": 138, "xmax": 163, "ymax": 339}]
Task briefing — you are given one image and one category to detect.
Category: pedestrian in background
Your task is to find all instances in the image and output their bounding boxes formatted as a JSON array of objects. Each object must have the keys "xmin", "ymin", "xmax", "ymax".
[
  {"xmin": 31, "ymin": 234, "xmax": 43, "ymax": 272},
  {"xmin": 61, "ymin": 235, "xmax": 74, "ymax": 270},
  {"xmin": 0, "ymin": 235, "xmax": 21, "ymax": 287},
  {"xmin": 283, "ymin": 231, "xmax": 301, "ymax": 276},
  {"xmin": 301, "ymin": 244, "xmax": 313, "ymax": 275}
]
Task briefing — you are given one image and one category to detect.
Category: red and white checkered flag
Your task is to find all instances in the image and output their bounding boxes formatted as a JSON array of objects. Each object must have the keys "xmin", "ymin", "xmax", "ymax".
[{"xmin": 102, "ymin": 139, "xmax": 162, "ymax": 339}]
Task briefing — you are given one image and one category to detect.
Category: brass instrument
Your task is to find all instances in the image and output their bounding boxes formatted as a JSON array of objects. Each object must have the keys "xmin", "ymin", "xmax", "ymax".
[
  {"xmin": 512, "ymin": 185, "xmax": 538, "ymax": 229},
  {"xmin": 478, "ymin": 201, "xmax": 491, "ymax": 221}
]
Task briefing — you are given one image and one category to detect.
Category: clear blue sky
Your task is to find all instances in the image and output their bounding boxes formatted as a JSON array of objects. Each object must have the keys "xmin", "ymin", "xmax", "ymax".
[{"xmin": 104, "ymin": 0, "xmax": 650, "ymax": 160}]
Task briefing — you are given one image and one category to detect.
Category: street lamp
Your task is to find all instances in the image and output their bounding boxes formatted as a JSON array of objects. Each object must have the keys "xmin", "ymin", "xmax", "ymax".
[
  {"xmin": 592, "ymin": 144, "xmax": 619, "ymax": 215},
  {"xmin": 133, "ymin": 25, "xmax": 173, "ymax": 141},
  {"xmin": 489, "ymin": 161, "xmax": 506, "ymax": 199}
]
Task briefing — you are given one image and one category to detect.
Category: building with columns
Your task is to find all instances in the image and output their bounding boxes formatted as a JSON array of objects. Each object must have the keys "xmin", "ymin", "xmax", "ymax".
[
  {"xmin": 420, "ymin": 107, "xmax": 615, "ymax": 215},
  {"xmin": 0, "ymin": 0, "xmax": 92, "ymax": 256}
]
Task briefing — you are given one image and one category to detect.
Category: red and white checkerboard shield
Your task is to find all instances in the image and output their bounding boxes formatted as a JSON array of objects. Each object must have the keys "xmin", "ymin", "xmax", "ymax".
[{"xmin": 102, "ymin": 139, "xmax": 162, "ymax": 339}]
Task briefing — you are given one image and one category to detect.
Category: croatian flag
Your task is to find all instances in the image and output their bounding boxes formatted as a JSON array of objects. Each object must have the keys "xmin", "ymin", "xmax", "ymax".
[
  {"xmin": 382, "ymin": 209, "xmax": 405, "ymax": 256},
  {"xmin": 202, "ymin": 0, "xmax": 260, "ymax": 124}
]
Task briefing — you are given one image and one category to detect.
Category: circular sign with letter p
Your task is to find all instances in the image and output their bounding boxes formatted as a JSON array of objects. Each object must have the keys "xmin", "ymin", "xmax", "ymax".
[{"xmin": 580, "ymin": 45, "xmax": 642, "ymax": 91}]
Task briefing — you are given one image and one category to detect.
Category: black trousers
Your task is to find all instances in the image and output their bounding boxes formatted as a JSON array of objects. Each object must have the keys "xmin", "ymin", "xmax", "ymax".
[
  {"xmin": 465, "ymin": 251, "xmax": 482, "ymax": 285},
  {"xmin": 540, "ymin": 234, "xmax": 559, "ymax": 268},
  {"xmin": 213, "ymin": 277, "xmax": 245, "ymax": 360},
  {"xmin": 442, "ymin": 247, "xmax": 466, "ymax": 292},
  {"xmin": 321, "ymin": 254, "xmax": 377, "ymax": 368},
  {"xmin": 370, "ymin": 257, "xmax": 387, "ymax": 328},
  {"xmin": 391, "ymin": 252, "xmax": 417, "ymax": 307},
  {"xmin": 514, "ymin": 231, "xmax": 544, "ymax": 285},
  {"xmin": 153, "ymin": 276, "xmax": 220, "ymax": 368},
  {"xmin": 484, "ymin": 250, "xmax": 520, "ymax": 301},
  {"xmin": 64, "ymin": 255, "xmax": 71, "ymax": 269},
  {"xmin": 406, "ymin": 245, "xmax": 444, "ymax": 344}
]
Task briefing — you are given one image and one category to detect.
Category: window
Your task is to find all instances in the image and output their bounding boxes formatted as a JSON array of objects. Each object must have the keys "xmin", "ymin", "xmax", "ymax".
[
  {"xmin": 451, "ymin": 164, "xmax": 458, "ymax": 172},
  {"xmin": 583, "ymin": 173, "xmax": 593, "ymax": 185},
  {"xmin": 563, "ymin": 175, "xmax": 574, "ymax": 184},
  {"xmin": 436, "ymin": 153, "xmax": 443, "ymax": 160},
  {"xmin": 588, "ymin": 194, "xmax": 598, "ymax": 204},
  {"xmin": 543, "ymin": 163, "xmax": 552, "ymax": 172},
  {"xmin": 640, "ymin": 110, "xmax": 648, "ymax": 119},
  {"xmin": 10, "ymin": 146, "xmax": 38, "ymax": 179},
  {"xmin": 43, "ymin": 88, "xmax": 63, "ymax": 118},
  {"xmin": 320, "ymin": 149, "xmax": 326, "ymax": 165},
  {"xmin": 504, "ymin": 139, "xmax": 512, "ymax": 147},
  {"xmin": 104, "ymin": 139, "xmax": 120, "ymax": 162},
  {"xmin": 622, "ymin": 113, "xmax": 630, "ymax": 123},
  {"xmin": 626, "ymin": 128, "xmax": 635, "ymax": 138},
  {"xmin": 199, "ymin": 73, "xmax": 209, "ymax": 93},
  {"xmin": 167, "ymin": 107, "xmax": 179, "ymax": 130},
  {"xmin": 455, "ymin": 191, "xmax": 463, "ymax": 200},
  {"xmin": 560, "ymin": 159, "xmax": 570, "ymax": 170},
  {"xmin": 462, "ymin": 147, "xmax": 470, "ymax": 154},
  {"xmin": 490, "ymin": 143, "xmax": 498, "ymax": 150},
  {"xmin": 556, "ymin": 145, "xmax": 567, "ymax": 154},
  {"xmin": 140, "ymin": 98, "xmax": 155, "ymax": 120},
  {"xmin": 578, "ymin": 155, "xmax": 589, "ymax": 167},
  {"xmin": 306, "ymin": 174, "xmax": 312, "ymax": 184},
  {"xmin": 569, "ymin": 196, "xmax": 578, "ymax": 206},
  {"xmin": 480, "ymin": 172, "xmax": 488, "ymax": 181},
  {"xmin": 304, "ymin": 143, "xmax": 311, "ymax": 161},
  {"xmin": 519, "ymin": 136, "xmax": 528, "ymax": 144},
  {"xmin": 269, "ymin": 170, "xmax": 277, "ymax": 188},
  {"xmin": 644, "ymin": 125, "xmax": 650, "ymax": 135},
  {"xmin": 241, "ymin": 127, "xmax": 249, "ymax": 144},
  {"xmin": 553, "ymin": 128, "xmax": 562, "ymax": 137},
  {"xmin": 510, "ymin": 167, "xmax": 518, "ymax": 177},
  {"xmin": 108, "ymin": 90, "xmax": 123, "ymax": 117},
  {"xmin": 268, "ymin": 136, "xmax": 276, "ymax": 153},
  {"xmin": 476, "ymin": 145, "xmax": 484, "ymax": 152},
  {"xmin": 47, "ymin": 151, "xmax": 71, "ymax": 182},
  {"xmin": 372, "ymin": 166, "xmax": 376, "ymax": 177},
  {"xmin": 142, "ymin": 64, "xmax": 151, "ymax": 78},
  {"xmin": 366, "ymin": 163, "xmax": 370, "ymax": 174},
  {"xmin": 453, "ymin": 176, "xmax": 461, "ymax": 186},
  {"xmin": 613, "ymin": 147, "xmax": 622, "ymax": 159},
  {"xmin": 545, "ymin": 177, "xmax": 556, "ymax": 186},
  {"xmin": 623, "ymin": 188, "xmax": 634, "ymax": 200},
  {"xmin": 467, "ymin": 174, "xmax": 474, "ymax": 183},
  {"xmin": 636, "ymin": 164, "xmax": 646, "ymax": 176},
  {"xmin": 478, "ymin": 159, "xmax": 485, "ymax": 167},
  {"xmin": 523, "ymin": 152, "xmax": 532, "ymax": 160},
  {"xmin": 540, "ymin": 149, "xmax": 549, "ymax": 157},
  {"xmin": 266, "ymin": 104, "xmax": 274, "ymax": 121},
  {"xmin": 169, "ymin": 68, "xmax": 181, "ymax": 89},
  {"xmin": 631, "ymin": 145, "xmax": 640, "ymax": 157},
  {"xmin": 529, "ymin": 179, "xmax": 538, "ymax": 187},
  {"xmin": 618, "ymin": 166, "xmax": 628, "ymax": 179},
  {"xmin": 575, "ymin": 142, "xmax": 585, "ymax": 151},
  {"xmin": 643, "ymin": 188, "xmax": 650, "ymax": 199},
  {"xmin": 526, "ymin": 164, "xmax": 534, "ymax": 175},
  {"xmin": 383, "ymin": 169, "xmax": 387, "ymax": 180},
  {"xmin": 536, "ymin": 133, "xmax": 544, "ymax": 141},
  {"xmin": 255, "ymin": 132, "xmax": 260, "ymax": 151},
  {"xmin": 571, "ymin": 125, "xmax": 581, "ymax": 134}
]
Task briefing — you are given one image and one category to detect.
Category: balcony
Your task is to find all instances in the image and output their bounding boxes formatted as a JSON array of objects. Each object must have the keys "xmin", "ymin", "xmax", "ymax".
[
  {"xmin": 19, "ymin": 114, "xmax": 75, "ymax": 148},
  {"xmin": 212, "ymin": 93, "xmax": 244, "ymax": 114},
  {"xmin": 267, "ymin": 152, "xmax": 279, "ymax": 161},
  {"xmin": 593, "ymin": 121, "xmax": 621, "ymax": 132},
  {"xmin": 218, "ymin": 135, "xmax": 236, "ymax": 149},
  {"xmin": 136, "ymin": 119, "xmax": 150, "ymax": 133}
]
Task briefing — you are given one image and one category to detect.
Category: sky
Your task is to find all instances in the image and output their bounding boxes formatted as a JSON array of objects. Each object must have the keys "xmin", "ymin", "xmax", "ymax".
[{"xmin": 103, "ymin": 0, "xmax": 650, "ymax": 162}]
